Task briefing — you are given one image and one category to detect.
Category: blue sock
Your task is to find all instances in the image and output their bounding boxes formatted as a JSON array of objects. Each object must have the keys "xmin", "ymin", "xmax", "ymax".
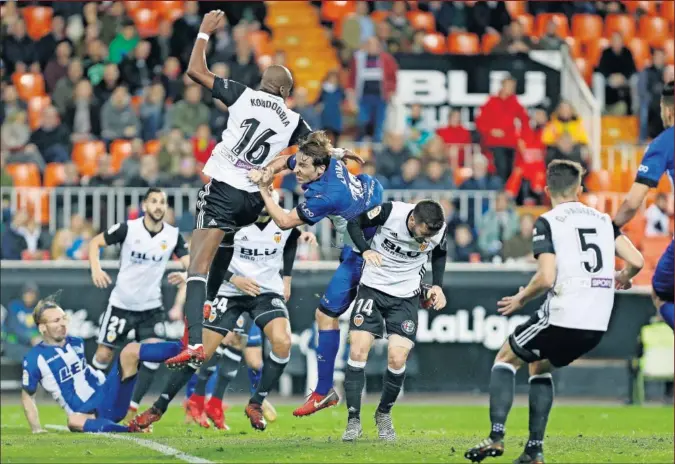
[
  {"xmin": 316, "ymin": 329, "xmax": 340, "ymax": 395},
  {"xmin": 248, "ymin": 367, "xmax": 262, "ymax": 396},
  {"xmin": 185, "ymin": 373, "xmax": 198, "ymax": 399},
  {"xmin": 659, "ymin": 302, "xmax": 674, "ymax": 330},
  {"xmin": 83, "ymin": 418, "xmax": 129, "ymax": 433},
  {"xmin": 206, "ymin": 367, "xmax": 218, "ymax": 397},
  {"xmin": 139, "ymin": 342, "xmax": 182, "ymax": 363}
]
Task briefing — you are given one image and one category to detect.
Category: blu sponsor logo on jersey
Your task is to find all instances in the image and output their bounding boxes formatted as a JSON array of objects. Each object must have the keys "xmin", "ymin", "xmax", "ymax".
[
  {"xmin": 382, "ymin": 238, "xmax": 422, "ymax": 258},
  {"xmin": 240, "ymin": 247, "xmax": 278, "ymax": 260}
]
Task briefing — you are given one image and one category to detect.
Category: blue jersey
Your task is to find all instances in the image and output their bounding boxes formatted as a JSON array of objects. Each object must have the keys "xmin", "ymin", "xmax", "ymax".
[
  {"xmin": 636, "ymin": 126, "xmax": 674, "ymax": 189},
  {"xmin": 22, "ymin": 336, "xmax": 106, "ymax": 414}
]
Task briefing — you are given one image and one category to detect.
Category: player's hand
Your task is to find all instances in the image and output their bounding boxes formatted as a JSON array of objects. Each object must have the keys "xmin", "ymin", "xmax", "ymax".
[
  {"xmin": 283, "ymin": 277, "xmax": 292, "ymax": 302},
  {"xmin": 614, "ymin": 270, "xmax": 633, "ymax": 291},
  {"xmin": 230, "ymin": 276, "xmax": 261, "ymax": 297},
  {"xmin": 427, "ymin": 285, "xmax": 446, "ymax": 311},
  {"xmin": 92, "ymin": 269, "xmax": 112, "ymax": 288},
  {"xmin": 299, "ymin": 231, "xmax": 317, "ymax": 245},
  {"xmin": 168, "ymin": 271, "xmax": 187, "ymax": 286},
  {"xmin": 497, "ymin": 286, "xmax": 525, "ymax": 316},
  {"xmin": 199, "ymin": 10, "xmax": 225, "ymax": 35},
  {"xmin": 362, "ymin": 250, "xmax": 383, "ymax": 267}
]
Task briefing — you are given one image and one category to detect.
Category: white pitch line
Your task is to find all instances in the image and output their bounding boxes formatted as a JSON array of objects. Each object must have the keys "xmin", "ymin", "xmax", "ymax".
[{"xmin": 46, "ymin": 425, "xmax": 212, "ymax": 464}]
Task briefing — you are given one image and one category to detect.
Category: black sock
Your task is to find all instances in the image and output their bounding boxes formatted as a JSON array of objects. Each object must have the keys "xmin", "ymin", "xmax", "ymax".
[
  {"xmin": 344, "ymin": 360, "xmax": 366, "ymax": 420},
  {"xmin": 154, "ymin": 365, "xmax": 196, "ymax": 413},
  {"xmin": 185, "ymin": 276, "xmax": 207, "ymax": 345},
  {"xmin": 250, "ymin": 351, "xmax": 289, "ymax": 405},
  {"xmin": 130, "ymin": 361, "xmax": 159, "ymax": 408},
  {"xmin": 194, "ymin": 353, "xmax": 221, "ymax": 396},
  {"xmin": 377, "ymin": 366, "xmax": 405, "ymax": 414},
  {"xmin": 213, "ymin": 348, "xmax": 242, "ymax": 400},
  {"xmin": 206, "ymin": 246, "xmax": 234, "ymax": 301},
  {"xmin": 527, "ymin": 374, "xmax": 554, "ymax": 451},
  {"xmin": 489, "ymin": 362, "xmax": 516, "ymax": 440}
]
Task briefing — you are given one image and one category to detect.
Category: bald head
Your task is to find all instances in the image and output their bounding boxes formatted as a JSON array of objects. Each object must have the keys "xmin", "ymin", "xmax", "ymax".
[{"xmin": 260, "ymin": 65, "xmax": 293, "ymax": 99}]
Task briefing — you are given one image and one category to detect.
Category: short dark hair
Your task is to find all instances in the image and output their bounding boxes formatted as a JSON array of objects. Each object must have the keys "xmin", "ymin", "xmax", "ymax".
[
  {"xmin": 546, "ymin": 159, "xmax": 584, "ymax": 197},
  {"xmin": 661, "ymin": 81, "xmax": 674, "ymax": 106},
  {"xmin": 143, "ymin": 187, "xmax": 165, "ymax": 202},
  {"xmin": 297, "ymin": 131, "xmax": 333, "ymax": 168},
  {"xmin": 33, "ymin": 291, "xmax": 62, "ymax": 325},
  {"xmin": 413, "ymin": 200, "xmax": 445, "ymax": 233}
]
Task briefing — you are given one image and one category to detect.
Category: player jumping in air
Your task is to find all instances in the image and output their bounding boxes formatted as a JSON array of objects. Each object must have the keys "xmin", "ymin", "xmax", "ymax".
[
  {"xmin": 612, "ymin": 81, "xmax": 674, "ymax": 330},
  {"xmin": 465, "ymin": 160, "xmax": 644, "ymax": 464},
  {"xmin": 21, "ymin": 294, "xmax": 183, "ymax": 434},
  {"xmin": 88, "ymin": 187, "xmax": 189, "ymax": 419},
  {"xmin": 342, "ymin": 200, "xmax": 448, "ymax": 441},
  {"xmin": 250, "ymin": 130, "xmax": 384, "ymax": 416}
]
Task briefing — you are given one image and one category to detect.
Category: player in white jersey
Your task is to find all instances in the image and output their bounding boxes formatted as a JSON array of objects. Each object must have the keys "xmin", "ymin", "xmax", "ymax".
[
  {"xmin": 88, "ymin": 188, "xmax": 189, "ymax": 417},
  {"xmin": 342, "ymin": 200, "xmax": 448, "ymax": 442},
  {"xmin": 465, "ymin": 160, "xmax": 644, "ymax": 464},
  {"xmin": 169, "ymin": 10, "xmax": 313, "ymax": 368}
]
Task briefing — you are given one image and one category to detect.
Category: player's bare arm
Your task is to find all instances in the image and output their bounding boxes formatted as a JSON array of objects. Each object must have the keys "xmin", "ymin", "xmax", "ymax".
[
  {"xmin": 498, "ymin": 253, "xmax": 556, "ymax": 316},
  {"xmin": 258, "ymin": 186, "xmax": 305, "ymax": 230},
  {"xmin": 614, "ymin": 234, "xmax": 645, "ymax": 290},
  {"xmin": 21, "ymin": 390, "xmax": 45, "ymax": 434},
  {"xmin": 613, "ymin": 182, "xmax": 650, "ymax": 228},
  {"xmin": 186, "ymin": 10, "xmax": 225, "ymax": 89},
  {"xmin": 88, "ymin": 232, "xmax": 112, "ymax": 288}
]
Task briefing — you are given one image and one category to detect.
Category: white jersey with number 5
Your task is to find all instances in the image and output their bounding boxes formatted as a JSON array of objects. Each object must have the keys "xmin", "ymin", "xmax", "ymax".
[
  {"xmin": 533, "ymin": 202, "xmax": 617, "ymax": 332},
  {"xmin": 203, "ymin": 77, "xmax": 311, "ymax": 192}
]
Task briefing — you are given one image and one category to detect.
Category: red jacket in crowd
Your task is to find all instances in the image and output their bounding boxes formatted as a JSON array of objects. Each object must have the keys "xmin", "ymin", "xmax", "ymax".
[
  {"xmin": 505, "ymin": 127, "xmax": 546, "ymax": 197},
  {"xmin": 475, "ymin": 94, "xmax": 530, "ymax": 149},
  {"xmin": 192, "ymin": 137, "xmax": 216, "ymax": 166},
  {"xmin": 437, "ymin": 123, "xmax": 472, "ymax": 166}
]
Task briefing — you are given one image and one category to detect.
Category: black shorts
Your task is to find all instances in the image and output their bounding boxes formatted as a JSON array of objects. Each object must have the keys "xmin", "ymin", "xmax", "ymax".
[
  {"xmin": 508, "ymin": 311, "xmax": 604, "ymax": 368},
  {"xmin": 97, "ymin": 305, "xmax": 167, "ymax": 348},
  {"xmin": 349, "ymin": 285, "xmax": 419, "ymax": 343},
  {"xmin": 202, "ymin": 293, "xmax": 288, "ymax": 337},
  {"xmin": 195, "ymin": 179, "xmax": 264, "ymax": 233}
]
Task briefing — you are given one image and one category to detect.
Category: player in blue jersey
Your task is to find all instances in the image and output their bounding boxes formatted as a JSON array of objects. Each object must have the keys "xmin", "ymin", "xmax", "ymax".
[
  {"xmin": 613, "ymin": 81, "xmax": 674, "ymax": 330},
  {"xmin": 21, "ymin": 293, "xmax": 182, "ymax": 433},
  {"xmin": 250, "ymin": 130, "xmax": 384, "ymax": 416}
]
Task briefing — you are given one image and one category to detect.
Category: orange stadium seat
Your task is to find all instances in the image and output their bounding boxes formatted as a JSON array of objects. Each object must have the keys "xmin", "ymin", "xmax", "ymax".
[
  {"xmin": 6, "ymin": 163, "xmax": 41, "ymax": 187},
  {"xmin": 535, "ymin": 13, "xmax": 569, "ymax": 38},
  {"xmin": 622, "ymin": 212, "xmax": 646, "ymax": 250},
  {"xmin": 144, "ymin": 139, "xmax": 161, "ymax": 155},
  {"xmin": 43, "ymin": 163, "xmax": 66, "ymax": 188},
  {"xmin": 638, "ymin": 16, "xmax": 670, "ymax": 49},
  {"xmin": 131, "ymin": 8, "xmax": 159, "ymax": 37},
  {"xmin": 27, "ymin": 95, "xmax": 50, "ymax": 131},
  {"xmin": 515, "ymin": 14, "xmax": 534, "ymax": 36},
  {"xmin": 604, "ymin": 14, "xmax": 636, "ymax": 41},
  {"xmin": 623, "ymin": 1, "xmax": 657, "ymax": 16},
  {"xmin": 505, "ymin": 0, "xmax": 527, "ymax": 17},
  {"xmin": 571, "ymin": 14, "xmax": 603, "ymax": 43},
  {"xmin": 664, "ymin": 39, "xmax": 675, "ymax": 65},
  {"xmin": 152, "ymin": 1, "xmax": 184, "ymax": 22},
  {"xmin": 249, "ymin": 30, "xmax": 272, "ymax": 55},
  {"xmin": 565, "ymin": 37, "xmax": 582, "ymax": 59},
  {"xmin": 423, "ymin": 33, "xmax": 447, "ymax": 54},
  {"xmin": 627, "ymin": 37, "xmax": 650, "ymax": 71},
  {"xmin": 408, "ymin": 11, "xmax": 435, "ymax": 32},
  {"xmin": 574, "ymin": 57, "xmax": 593, "ymax": 84},
  {"xmin": 110, "ymin": 140, "xmax": 133, "ymax": 172},
  {"xmin": 585, "ymin": 37, "xmax": 609, "ymax": 66},
  {"xmin": 642, "ymin": 236, "xmax": 671, "ymax": 268},
  {"xmin": 11, "ymin": 73, "xmax": 46, "ymax": 100},
  {"xmin": 586, "ymin": 169, "xmax": 611, "ymax": 192},
  {"xmin": 124, "ymin": 1, "xmax": 146, "ymax": 14},
  {"xmin": 72, "ymin": 141, "xmax": 106, "ymax": 176},
  {"xmin": 371, "ymin": 10, "xmax": 390, "ymax": 23},
  {"xmin": 662, "ymin": 0, "xmax": 675, "ymax": 23},
  {"xmin": 22, "ymin": 6, "xmax": 53, "ymax": 41},
  {"xmin": 15, "ymin": 188, "xmax": 51, "ymax": 226},
  {"xmin": 321, "ymin": 1, "xmax": 355, "ymax": 22},
  {"xmin": 448, "ymin": 33, "xmax": 480, "ymax": 55},
  {"xmin": 481, "ymin": 32, "xmax": 501, "ymax": 54}
]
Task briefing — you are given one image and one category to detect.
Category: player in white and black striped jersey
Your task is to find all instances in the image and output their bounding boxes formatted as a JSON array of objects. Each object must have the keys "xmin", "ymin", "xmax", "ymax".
[
  {"xmin": 88, "ymin": 187, "xmax": 190, "ymax": 418},
  {"xmin": 465, "ymin": 160, "xmax": 644, "ymax": 464}
]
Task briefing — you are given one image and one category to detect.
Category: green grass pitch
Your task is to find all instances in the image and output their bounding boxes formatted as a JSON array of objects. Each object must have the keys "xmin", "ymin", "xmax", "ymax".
[{"xmin": 1, "ymin": 403, "xmax": 672, "ymax": 463}]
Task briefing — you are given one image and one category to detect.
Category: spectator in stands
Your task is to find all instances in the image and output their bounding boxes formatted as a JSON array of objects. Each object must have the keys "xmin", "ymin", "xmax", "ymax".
[
  {"xmin": 120, "ymin": 41, "xmax": 154, "ymax": 95},
  {"xmin": 210, "ymin": 98, "xmax": 229, "ymax": 140},
  {"xmin": 315, "ymin": 71, "xmax": 345, "ymax": 145},
  {"xmin": 209, "ymin": 19, "xmax": 235, "ymax": 65},
  {"xmin": 386, "ymin": 1, "xmax": 413, "ymax": 46},
  {"xmin": 108, "ymin": 18, "xmax": 139, "ymax": 64},
  {"xmin": 52, "ymin": 59, "xmax": 84, "ymax": 116},
  {"xmin": 468, "ymin": 0, "xmax": 511, "ymax": 36},
  {"xmin": 64, "ymin": 80, "xmax": 102, "ymax": 142},
  {"xmin": 157, "ymin": 129, "xmax": 187, "ymax": 172},
  {"xmin": 375, "ymin": 132, "xmax": 412, "ymax": 179},
  {"xmin": 412, "ymin": 159, "xmax": 455, "ymax": 190},
  {"xmin": 424, "ymin": 1, "xmax": 464, "ymax": 35},
  {"xmin": 410, "ymin": 30, "xmax": 426, "ymax": 54},
  {"xmin": 361, "ymin": 159, "xmax": 390, "ymax": 190},
  {"xmin": 171, "ymin": 1, "xmax": 201, "ymax": 70},
  {"xmin": 28, "ymin": 106, "xmax": 71, "ymax": 164},
  {"xmin": 87, "ymin": 155, "xmax": 123, "ymax": 187},
  {"xmin": 43, "ymin": 41, "xmax": 73, "ymax": 93},
  {"xmin": 1, "ymin": 84, "xmax": 27, "ymax": 126},
  {"xmin": 342, "ymin": 1, "xmax": 375, "ymax": 49},
  {"xmin": 167, "ymin": 156, "xmax": 203, "ymax": 189},
  {"xmin": 0, "ymin": 153, "xmax": 13, "ymax": 188},
  {"xmin": 293, "ymin": 87, "xmax": 321, "ymax": 132},
  {"xmin": 475, "ymin": 75, "xmax": 529, "ymax": 182},
  {"xmin": 2, "ymin": 19, "xmax": 39, "ymax": 75},
  {"xmin": 228, "ymin": 40, "xmax": 261, "ymax": 89},
  {"xmin": 461, "ymin": 154, "xmax": 503, "ymax": 191},
  {"xmin": 82, "ymin": 2, "xmax": 101, "ymax": 30},
  {"xmin": 0, "ymin": 210, "xmax": 52, "ymax": 260},
  {"xmin": 120, "ymin": 138, "xmax": 146, "ymax": 182},
  {"xmin": 101, "ymin": 86, "xmax": 140, "ymax": 143},
  {"xmin": 128, "ymin": 154, "xmax": 165, "ymax": 188},
  {"xmin": 492, "ymin": 20, "xmax": 535, "ymax": 55},
  {"xmin": 149, "ymin": 20, "xmax": 174, "ymax": 74},
  {"xmin": 36, "ymin": 15, "xmax": 70, "ymax": 68},
  {"xmin": 169, "ymin": 85, "xmax": 210, "ymax": 137},
  {"xmin": 537, "ymin": 19, "xmax": 565, "ymax": 50},
  {"xmin": 541, "ymin": 101, "xmax": 589, "ymax": 148},
  {"xmin": 61, "ymin": 162, "xmax": 82, "ymax": 188},
  {"xmin": 545, "ymin": 132, "xmax": 587, "ymax": 171},
  {"xmin": 100, "ymin": 1, "xmax": 125, "ymax": 45},
  {"xmin": 638, "ymin": 48, "xmax": 668, "ymax": 142},
  {"xmin": 405, "ymin": 104, "xmax": 432, "ymax": 156},
  {"xmin": 160, "ymin": 57, "xmax": 183, "ymax": 103},
  {"xmin": 449, "ymin": 223, "xmax": 482, "ymax": 263},
  {"xmin": 502, "ymin": 213, "xmax": 535, "ymax": 262},
  {"xmin": 2, "ymin": 282, "xmax": 41, "ymax": 361},
  {"xmin": 192, "ymin": 124, "xmax": 216, "ymax": 167},
  {"xmin": 95, "ymin": 63, "xmax": 121, "ymax": 104},
  {"xmin": 437, "ymin": 108, "xmax": 472, "ymax": 166},
  {"xmin": 390, "ymin": 157, "xmax": 423, "ymax": 189},
  {"xmin": 645, "ymin": 193, "xmax": 672, "ymax": 237},
  {"xmin": 200, "ymin": 62, "xmax": 229, "ymax": 108},
  {"xmin": 61, "ymin": 214, "xmax": 91, "ymax": 260},
  {"xmin": 597, "ymin": 32, "xmax": 636, "ymax": 116},
  {"xmin": 139, "ymin": 83, "xmax": 166, "ymax": 142},
  {"xmin": 477, "ymin": 192, "xmax": 520, "ymax": 259},
  {"xmin": 50, "ymin": 227, "xmax": 74, "ymax": 260}
]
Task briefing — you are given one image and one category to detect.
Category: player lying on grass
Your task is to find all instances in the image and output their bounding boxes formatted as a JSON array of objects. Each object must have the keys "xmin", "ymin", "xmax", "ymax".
[
  {"xmin": 21, "ymin": 293, "xmax": 183, "ymax": 434},
  {"xmin": 341, "ymin": 200, "xmax": 448, "ymax": 441},
  {"xmin": 465, "ymin": 160, "xmax": 644, "ymax": 464},
  {"xmin": 132, "ymin": 190, "xmax": 312, "ymax": 431},
  {"xmin": 249, "ymin": 130, "xmax": 384, "ymax": 417}
]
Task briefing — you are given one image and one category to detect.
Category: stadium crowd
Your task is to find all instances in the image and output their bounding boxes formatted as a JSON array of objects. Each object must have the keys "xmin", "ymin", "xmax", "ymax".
[{"xmin": 1, "ymin": 0, "xmax": 673, "ymax": 264}]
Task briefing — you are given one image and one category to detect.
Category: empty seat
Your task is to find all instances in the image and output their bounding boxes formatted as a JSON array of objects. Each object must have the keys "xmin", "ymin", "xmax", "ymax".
[
  {"xmin": 448, "ymin": 33, "xmax": 480, "ymax": 55},
  {"xmin": 584, "ymin": 37, "xmax": 609, "ymax": 67},
  {"xmin": 407, "ymin": 11, "xmax": 435, "ymax": 32},
  {"xmin": 423, "ymin": 33, "xmax": 447, "ymax": 54},
  {"xmin": 131, "ymin": 8, "xmax": 159, "ymax": 37},
  {"xmin": 11, "ymin": 73, "xmax": 46, "ymax": 100},
  {"xmin": 481, "ymin": 32, "xmax": 501, "ymax": 54},
  {"xmin": 627, "ymin": 37, "xmax": 650, "ymax": 71},
  {"xmin": 22, "ymin": 6, "xmax": 53, "ymax": 41},
  {"xmin": 152, "ymin": 0, "xmax": 184, "ymax": 22},
  {"xmin": 110, "ymin": 140, "xmax": 133, "ymax": 172},
  {"xmin": 664, "ymin": 39, "xmax": 675, "ymax": 65},
  {"xmin": 43, "ymin": 163, "xmax": 66, "ymax": 188},
  {"xmin": 6, "ymin": 163, "xmax": 41, "ymax": 187},
  {"xmin": 321, "ymin": 1, "xmax": 355, "ymax": 22},
  {"xmin": 564, "ymin": 37, "xmax": 582, "ymax": 59},
  {"xmin": 571, "ymin": 14, "xmax": 603, "ymax": 43},
  {"xmin": 515, "ymin": 13, "xmax": 534, "ymax": 36},
  {"xmin": 144, "ymin": 139, "xmax": 161, "ymax": 155},
  {"xmin": 371, "ymin": 10, "xmax": 390, "ymax": 23},
  {"xmin": 604, "ymin": 14, "xmax": 636, "ymax": 41},
  {"xmin": 585, "ymin": 169, "xmax": 611, "ymax": 192},
  {"xmin": 535, "ymin": 13, "xmax": 569, "ymax": 38},
  {"xmin": 624, "ymin": 1, "xmax": 657, "ymax": 16},
  {"xmin": 505, "ymin": 0, "xmax": 527, "ymax": 17},
  {"xmin": 662, "ymin": 0, "xmax": 675, "ymax": 23},
  {"xmin": 27, "ymin": 95, "xmax": 51, "ymax": 130},
  {"xmin": 638, "ymin": 16, "xmax": 670, "ymax": 49},
  {"xmin": 72, "ymin": 141, "xmax": 106, "ymax": 176},
  {"xmin": 574, "ymin": 57, "xmax": 593, "ymax": 84}
]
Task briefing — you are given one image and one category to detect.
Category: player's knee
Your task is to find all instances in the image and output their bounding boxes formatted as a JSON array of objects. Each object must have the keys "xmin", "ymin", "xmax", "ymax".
[
  {"xmin": 387, "ymin": 354, "xmax": 406, "ymax": 371},
  {"xmin": 315, "ymin": 308, "xmax": 339, "ymax": 330},
  {"xmin": 529, "ymin": 360, "xmax": 553, "ymax": 377},
  {"xmin": 349, "ymin": 342, "xmax": 370, "ymax": 363},
  {"xmin": 494, "ymin": 340, "xmax": 519, "ymax": 366},
  {"xmin": 121, "ymin": 342, "xmax": 141, "ymax": 363},
  {"xmin": 270, "ymin": 333, "xmax": 291, "ymax": 358}
]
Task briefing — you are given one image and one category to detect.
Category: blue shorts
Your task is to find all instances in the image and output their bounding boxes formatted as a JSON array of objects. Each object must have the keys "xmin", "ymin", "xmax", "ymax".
[
  {"xmin": 247, "ymin": 323, "xmax": 262, "ymax": 348},
  {"xmin": 652, "ymin": 239, "xmax": 674, "ymax": 303},
  {"xmin": 319, "ymin": 246, "xmax": 364, "ymax": 316},
  {"xmin": 93, "ymin": 359, "xmax": 137, "ymax": 423}
]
